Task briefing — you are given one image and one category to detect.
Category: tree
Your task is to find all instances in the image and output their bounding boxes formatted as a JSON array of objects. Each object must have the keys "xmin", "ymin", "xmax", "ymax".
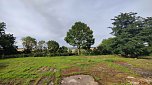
[
  {"xmin": 140, "ymin": 17, "xmax": 152, "ymax": 54},
  {"xmin": 22, "ymin": 36, "xmax": 37, "ymax": 53},
  {"xmin": 58, "ymin": 46, "xmax": 68, "ymax": 53},
  {"xmin": 0, "ymin": 22, "xmax": 17, "ymax": 56},
  {"xmin": 47, "ymin": 40, "xmax": 59, "ymax": 53},
  {"xmin": 110, "ymin": 12, "xmax": 139, "ymax": 36},
  {"xmin": 37, "ymin": 40, "xmax": 46, "ymax": 52},
  {"xmin": 65, "ymin": 21, "xmax": 95, "ymax": 55},
  {"xmin": 141, "ymin": 17, "xmax": 152, "ymax": 46},
  {"xmin": 98, "ymin": 38, "xmax": 115, "ymax": 55},
  {"xmin": 109, "ymin": 12, "xmax": 146, "ymax": 57}
]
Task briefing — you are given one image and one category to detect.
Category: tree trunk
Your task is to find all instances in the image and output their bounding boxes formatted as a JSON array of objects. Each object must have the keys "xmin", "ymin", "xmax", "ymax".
[{"xmin": 77, "ymin": 46, "xmax": 80, "ymax": 55}]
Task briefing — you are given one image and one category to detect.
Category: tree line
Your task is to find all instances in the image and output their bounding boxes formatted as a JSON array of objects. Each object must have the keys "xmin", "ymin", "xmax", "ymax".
[
  {"xmin": 21, "ymin": 36, "xmax": 70, "ymax": 56},
  {"xmin": 0, "ymin": 12, "xmax": 152, "ymax": 58}
]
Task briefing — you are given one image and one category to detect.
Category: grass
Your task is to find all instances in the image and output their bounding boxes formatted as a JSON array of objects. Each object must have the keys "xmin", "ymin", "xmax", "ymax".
[{"xmin": 0, "ymin": 55, "xmax": 152, "ymax": 85}]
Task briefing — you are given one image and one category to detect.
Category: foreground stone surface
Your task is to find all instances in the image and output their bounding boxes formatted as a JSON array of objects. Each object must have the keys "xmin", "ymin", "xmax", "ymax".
[{"xmin": 61, "ymin": 75, "xmax": 99, "ymax": 85}]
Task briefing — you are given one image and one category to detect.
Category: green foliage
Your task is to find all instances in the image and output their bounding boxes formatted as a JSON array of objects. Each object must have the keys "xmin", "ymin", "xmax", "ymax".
[
  {"xmin": 110, "ymin": 12, "xmax": 139, "ymax": 36},
  {"xmin": 64, "ymin": 21, "xmax": 95, "ymax": 55},
  {"xmin": 109, "ymin": 12, "xmax": 150, "ymax": 57},
  {"xmin": 80, "ymin": 49, "xmax": 90, "ymax": 55},
  {"xmin": 0, "ymin": 22, "xmax": 17, "ymax": 56},
  {"xmin": 98, "ymin": 37, "xmax": 115, "ymax": 55},
  {"xmin": 58, "ymin": 46, "xmax": 68, "ymax": 53},
  {"xmin": 47, "ymin": 40, "xmax": 59, "ymax": 53},
  {"xmin": 21, "ymin": 36, "xmax": 37, "ymax": 53},
  {"xmin": 114, "ymin": 38, "xmax": 146, "ymax": 57},
  {"xmin": 140, "ymin": 17, "xmax": 152, "ymax": 53}
]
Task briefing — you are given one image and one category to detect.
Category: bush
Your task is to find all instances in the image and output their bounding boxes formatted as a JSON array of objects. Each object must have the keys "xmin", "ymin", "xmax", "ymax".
[
  {"xmin": 0, "ymin": 54, "xmax": 32, "ymax": 59},
  {"xmin": 81, "ymin": 49, "xmax": 101, "ymax": 55},
  {"xmin": 32, "ymin": 52, "xmax": 47, "ymax": 57},
  {"xmin": 47, "ymin": 52, "xmax": 75, "ymax": 56}
]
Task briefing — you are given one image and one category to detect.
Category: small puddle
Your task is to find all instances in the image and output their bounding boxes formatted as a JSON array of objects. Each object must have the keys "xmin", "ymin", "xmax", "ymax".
[{"xmin": 61, "ymin": 75, "xmax": 99, "ymax": 85}]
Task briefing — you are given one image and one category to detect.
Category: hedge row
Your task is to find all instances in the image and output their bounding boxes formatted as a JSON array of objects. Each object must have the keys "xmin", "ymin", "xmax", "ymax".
[{"xmin": 0, "ymin": 52, "xmax": 75, "ymax": 59}]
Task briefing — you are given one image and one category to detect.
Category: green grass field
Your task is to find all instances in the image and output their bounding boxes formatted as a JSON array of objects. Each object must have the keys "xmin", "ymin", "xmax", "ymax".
[{"xmin": 0, "ymin": 55, "xmax": 152, "ymax": 85}]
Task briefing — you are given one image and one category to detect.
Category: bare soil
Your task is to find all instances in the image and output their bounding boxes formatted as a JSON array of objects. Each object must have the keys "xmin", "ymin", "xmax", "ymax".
[
  {"xmin": 115, "ymin": 61, "xmax": 152, "ymax": 85},
  {"xmin": 61, "ymin": 63, "xmax": 152, "ymax": 85},
  {"xmin": 115, "ymin": 61, "xmax": 152, "ymax": 78}
]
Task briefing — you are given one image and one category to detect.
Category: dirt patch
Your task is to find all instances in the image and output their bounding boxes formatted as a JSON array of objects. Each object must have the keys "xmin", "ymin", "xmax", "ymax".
[
  {"xmin": 1, "ymin": 80, "xmax": 23, "ymax": 85},
  {"xmin": 115, "ymin": 61, "xmax": 132, "ymax": 67},
  {"xmin": 115, "ymin": 61, "xmax": 152, "ymax": 78},
  {"xmin": 62, "ymin": 63, "xmax": 132, "ymax": 84},
  {"xmin": 30, "ymin": 66, "xmax": 56, "ymax": 85},
  {"xmin": 61, "ymin": 75, "xmax": 98, "ymax": 85},
  {"xmin": 35, "ymin": 76, "xmax": 54, "ymax": 85},
  {"xmin": 127, "ymin": 76, "xmax": 152, "ymax": 85},
  {"xmin": 89, "ymin": 63, "xmax": 129, "ymax": 84},
  {"xmin": 62, "ymin": 67, "xmax": 84, "ymax": 76},
  {"xmin": 115, "ymin": 61, "xmax": 152, "ymax": 84},
  {"xmin": 29, "ymin": 80, "xmax": 35, "ymax": 85},
  {"xmin": 132, "ymin": 68, "xmax": 152, "ymax": 78}
]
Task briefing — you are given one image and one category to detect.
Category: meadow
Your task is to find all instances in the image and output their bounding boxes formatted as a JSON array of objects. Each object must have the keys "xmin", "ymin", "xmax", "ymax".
[{"xmin": 0, "ymin": 55, "xmax": 152, "ymax": 85}]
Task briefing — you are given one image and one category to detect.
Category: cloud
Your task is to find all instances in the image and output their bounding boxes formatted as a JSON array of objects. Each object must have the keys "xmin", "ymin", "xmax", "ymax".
[{"xmin": 0, "ymin": 0, "xmax": 152, "ymax": 47}]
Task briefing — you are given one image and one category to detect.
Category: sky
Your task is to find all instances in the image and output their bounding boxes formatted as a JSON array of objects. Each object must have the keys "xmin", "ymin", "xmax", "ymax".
[{"xmin": 0, "ymin": 0, "xmax": 152, "ymax": 47}]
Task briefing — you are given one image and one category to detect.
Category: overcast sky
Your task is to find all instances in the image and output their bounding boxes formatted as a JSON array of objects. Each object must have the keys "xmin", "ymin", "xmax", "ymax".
[{"xmin": 0, "ymin": 0, "xmax": 152, "ymax": 47}]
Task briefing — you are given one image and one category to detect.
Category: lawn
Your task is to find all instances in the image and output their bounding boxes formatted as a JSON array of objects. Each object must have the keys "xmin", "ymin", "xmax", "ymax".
[{"xmin": 0, "ymin": 55, "xmax": 152, "ymax": 85}]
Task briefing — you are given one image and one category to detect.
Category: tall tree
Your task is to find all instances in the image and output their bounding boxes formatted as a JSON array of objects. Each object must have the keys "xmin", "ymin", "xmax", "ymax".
[
  {"xmin": 0, "ymin": 22, "xmax": 17, "ymax": 56},
  {"xmin": 47, "ymin": 40, "xmax": 59, "ymax": 53},
  {"xmin": 65, "ymin": 21, "xmax": 95, "ymax": 55},
  {"xmin": 22, "ymin": 36, "xmax": 37, "ymax": 53},
  {"xmin": 109, "ymin": 12, "xmax": 146, "ymax": 57}
]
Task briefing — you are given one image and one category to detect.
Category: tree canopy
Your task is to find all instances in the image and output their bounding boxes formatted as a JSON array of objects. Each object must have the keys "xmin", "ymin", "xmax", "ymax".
[
  {"xmin": 109, "ymin": 12, "xmax": 152, "ymax": 57},
  {"xmin": 47, "ymin": 40, "xmax": 59, "ymax": 53},
  {"xmin": 0, "ymin": 22, "xmax": 17, "ymax": 56},
  {"xmin": 64, "ymin": 21, "xmax": 95, "ymax": 55},
  {"xmin": 22, "ymin": 36, "xmax": 37, "ymax": 53}
]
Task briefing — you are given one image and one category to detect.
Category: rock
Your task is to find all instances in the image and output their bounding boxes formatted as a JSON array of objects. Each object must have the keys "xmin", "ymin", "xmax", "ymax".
[
  {"xmin": 61, "ymin": 75, "xmax": 99, "ymax": 85},
  {"xmin": 68, "ymin": 79, "xmax": 78, "ymax": 83}
]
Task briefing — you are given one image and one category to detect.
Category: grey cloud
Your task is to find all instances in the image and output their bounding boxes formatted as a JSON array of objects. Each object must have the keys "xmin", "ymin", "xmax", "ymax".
[{"xmin": 0, "ymin": 0, "xmax": 152, "ymax": 47}]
